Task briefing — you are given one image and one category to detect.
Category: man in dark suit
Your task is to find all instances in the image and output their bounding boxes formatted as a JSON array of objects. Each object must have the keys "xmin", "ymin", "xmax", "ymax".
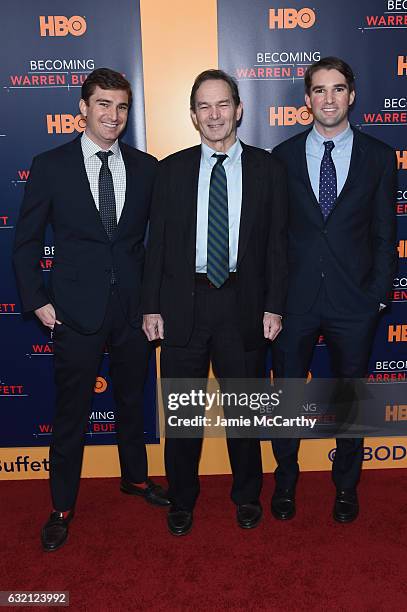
[
  {"xmin": 271, "ymin": 57, "xmax": 397, "ymax": 523},
  {"xmin": 142, "ymin": 69, "xmax": 288, "ymax": 535},
  {"xmin": 13, "ymin": 68, "xmax": 169, "ymax": 552}
]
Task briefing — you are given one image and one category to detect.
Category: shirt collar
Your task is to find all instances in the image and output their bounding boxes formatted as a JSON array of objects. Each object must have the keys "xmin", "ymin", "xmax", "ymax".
[
  {"xmin": 201, "ymin": 138, "xmax": 242, "ymax": 167},
  {"xmin": 81, "ymin": 131, "xmax": 120, "ymax": 161},
  {"xmin": 309, "ymin": 122, "xmax": 352, "ymax": 152}
]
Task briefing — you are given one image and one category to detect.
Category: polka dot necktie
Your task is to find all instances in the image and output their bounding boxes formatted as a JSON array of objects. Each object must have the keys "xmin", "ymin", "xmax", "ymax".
[
  {"xmin": 207, "ymin": 154, "xmax": 229, "ymax": 288},
  {"xmin": 319, "ymin": 141, "xmax": 337, "ymax": 219},
  {"xmin": 96, "ymin": 151, "xmax": 117, "ymax": 239}
]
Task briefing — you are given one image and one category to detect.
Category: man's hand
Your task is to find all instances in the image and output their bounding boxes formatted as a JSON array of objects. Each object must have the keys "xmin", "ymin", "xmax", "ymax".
[
  {"xmin": 142, "ymin": 314, "xmax": 164, "ymax": 341},
  {"xmin": 263, "ymin": 312, "xmax": 282, "ymax": 341},
  {"xmin": 34, "ymin": 303, "xmax": 61, "ymax": 329}
]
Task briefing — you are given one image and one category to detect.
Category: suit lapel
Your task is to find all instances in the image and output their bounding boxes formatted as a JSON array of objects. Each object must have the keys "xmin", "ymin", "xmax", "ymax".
[
  {"xmin": 185, "ymin": 147, "xmax": 201, "ymax": 268},
  {"xmin": 68, "ymin": 137, "xmax": 109, "ymax": 240},
  {"xmin": 332, "ymin": 126, "xmax": 364, "ymax": 208},
  {"xmin": 300, "ymin": 130, "xmax": 321, "ymax": 207},
  {"xmin": 237, "ymin": 143, "xmax": 261, "ymax": 266},
  {"xmin": 113, "ymin": 143, "xmax": 134, "ymax": 239},
  {"xmin": 296, "ymin": 130, "xmax": 324, "ymax": 223}
]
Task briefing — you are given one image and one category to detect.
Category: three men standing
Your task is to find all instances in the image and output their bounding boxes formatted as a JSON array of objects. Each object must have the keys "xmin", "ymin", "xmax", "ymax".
[
  {"xmin": 271, "ymin": 57, "xmax": 397, "ymax": 523},
  {"xmin": 142, "ymin": 69, "xmax": 288, "ymax": 535},
  {"xmin": 14, "ymin": 68, "xmax": 169, "ymax": 552},
  {"xmin": 14, "ymin": 57, "xmax": 397, "ymax": 545}
]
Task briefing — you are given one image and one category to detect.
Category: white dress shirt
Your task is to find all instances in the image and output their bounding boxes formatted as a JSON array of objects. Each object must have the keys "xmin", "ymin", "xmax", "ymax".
[{"xmin": 80, "ymin": 131, "xmax": 126, "ymax": 221}]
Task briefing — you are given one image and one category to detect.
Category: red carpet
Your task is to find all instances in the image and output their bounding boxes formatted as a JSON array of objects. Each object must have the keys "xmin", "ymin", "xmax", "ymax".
[{"xmin": 2, "ymin": 470, "xmax": 407, "ymax": 610}]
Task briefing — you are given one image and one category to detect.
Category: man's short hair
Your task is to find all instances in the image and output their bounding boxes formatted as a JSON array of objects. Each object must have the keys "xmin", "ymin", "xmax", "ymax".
[
  {"xmin": 190, "ymin": 69, "xmax": 240, "ymax": 110},
  {"xmin": 81, "ymin": 67, "xmax": 132, "ymax": 107},
  {"xmin": 304, "ymin": 57, "xmax": 355, "ymax": 95}
]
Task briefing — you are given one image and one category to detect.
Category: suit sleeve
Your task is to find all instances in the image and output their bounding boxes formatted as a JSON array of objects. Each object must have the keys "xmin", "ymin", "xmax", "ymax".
[
  {"xmin": 265, "ymin": 156, "xmax": 289, "ymax": 315},
  {"xmin": 369, "ymin": 149, "xmax": 398, "ymax": 304},
  {"xmin": 13, "ymin": 155, "xmax": 51, "ymax": 312},
  {"xmin": 141, "ymin": 160, "xmax": 167, "ymax": 314}
]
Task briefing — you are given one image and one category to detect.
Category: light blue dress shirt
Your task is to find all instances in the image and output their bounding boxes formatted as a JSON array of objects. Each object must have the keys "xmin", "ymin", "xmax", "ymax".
[
  {"xmin": 306, "ymin": 123, "xmax": 353, "ymax": 201},
  {"xmin": 196, "ymin": 139, "xmax": 243, "ymax": 273}
]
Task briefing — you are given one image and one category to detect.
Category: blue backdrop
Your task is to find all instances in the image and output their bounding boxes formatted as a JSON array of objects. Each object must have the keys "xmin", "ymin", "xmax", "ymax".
[
  {"xmin": 1, "ymin": 0, "xmax": 158, "ymax": 447},
  {"xmin": 217, "ymin": 0, "xmax": 406, "ymax": 382}
]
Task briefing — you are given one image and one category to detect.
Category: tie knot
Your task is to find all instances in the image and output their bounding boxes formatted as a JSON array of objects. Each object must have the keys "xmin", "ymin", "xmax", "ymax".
[
  {"xmin": 96, "ymin": 150, "xmax": 113, "ymax": 164},
  {"xmin": 212, "ymin": 154, "xmax": 227, "ymax": 166},
  {"xmin": 323, "ymin": 141, "xmax": 335, "ymax": 154}
]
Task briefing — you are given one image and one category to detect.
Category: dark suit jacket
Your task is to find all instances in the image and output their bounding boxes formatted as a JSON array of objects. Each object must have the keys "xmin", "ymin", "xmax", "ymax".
[
  {"xmin": 141, "ymin": 141, "xmax": 288, "ymax": 350},
  {"xmin": 271, "ymin": 127, "xmax": 397, "ymax": 315},
  {"xmin": 13, "ymin": 137, "xmax": 158, "ymax": 334}
]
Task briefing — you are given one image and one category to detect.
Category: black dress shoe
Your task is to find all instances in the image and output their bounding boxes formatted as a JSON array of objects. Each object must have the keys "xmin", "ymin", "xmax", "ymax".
[
  {"xmin": 41, "ymin": 511, "xmax": 74, "ymax": 552},
  {"xmin": 120, "ymin": 478, "xmax": 170, "ymax": 507},
  {"xmin": 167, "ymin": 507, "xmax": 193, "ymax": 536},
  {"xmin": 236, "ymin": 502, "xmax": 262, "ymax": 529},
  {"xmin": 271, "ymin": 488, "xmax": 296, "ymax": 520},
  {"xmin": 333, "ymin": 489, "xmax": 359, "ymax": 523}
]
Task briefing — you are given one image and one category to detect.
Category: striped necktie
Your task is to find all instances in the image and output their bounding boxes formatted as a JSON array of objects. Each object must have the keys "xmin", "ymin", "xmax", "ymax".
[{"xmin": 207, "ymin": 154, "xmax": 229, "ymax": 288}]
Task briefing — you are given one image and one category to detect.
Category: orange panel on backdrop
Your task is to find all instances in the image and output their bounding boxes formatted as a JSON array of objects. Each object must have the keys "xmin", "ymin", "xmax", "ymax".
[
  {"xmin": 140, "ymin": 0, "xmax": 218, "ymax": 159},
  {"xmin": 2, "ymin": 438, "xmax": 407, "ymax": 480}
]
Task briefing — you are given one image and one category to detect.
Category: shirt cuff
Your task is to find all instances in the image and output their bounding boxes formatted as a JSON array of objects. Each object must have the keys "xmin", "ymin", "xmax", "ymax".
[{"xmin": 264, "ymin": 311, "xmax": 282, "ymax": 319}]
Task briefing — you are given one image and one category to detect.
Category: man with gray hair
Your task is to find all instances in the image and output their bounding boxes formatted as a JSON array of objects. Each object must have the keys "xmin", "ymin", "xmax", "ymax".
[{"xmin": 142, "ymin": 69, "xmax": 288, "ymax": 535}]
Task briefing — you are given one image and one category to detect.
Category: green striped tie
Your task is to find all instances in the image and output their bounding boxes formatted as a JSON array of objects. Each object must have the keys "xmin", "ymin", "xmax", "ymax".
[{"xmin": 207, "ymin": 154, "xmax": 229, "ymax": 288}]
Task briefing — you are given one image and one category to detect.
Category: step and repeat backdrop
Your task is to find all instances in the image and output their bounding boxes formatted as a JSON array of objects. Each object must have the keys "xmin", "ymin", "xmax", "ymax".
[
  {"xmin": 217, "ymin": 0, "xmax": 407, "ymax": 464},
  {"xmin": 1, "ymin": 0, "xmax": 406, "ymax": 478},
  {"xmin": 0, "ymin": 1, "xmax": 158, "ymax": 460}
]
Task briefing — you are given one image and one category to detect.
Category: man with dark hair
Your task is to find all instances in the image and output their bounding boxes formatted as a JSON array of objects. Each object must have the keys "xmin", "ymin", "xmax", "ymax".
[
  {"xmin": 271, "ymin": 57, "xmax": 397, "ymax": 523},
  {"xmin": 304, "ymin": 56, "xmax": 355, "ymax": 96},
  {"xmin": 142, "ymin": 69, "xmax": 288, "ymax": 535},
  {"xmin": 14, "ymin": 67, "xmax": 169, "ymax": 552},
  {"xmin": 81, "ymin": 67, "xmax": 133, "ymax": 106}
]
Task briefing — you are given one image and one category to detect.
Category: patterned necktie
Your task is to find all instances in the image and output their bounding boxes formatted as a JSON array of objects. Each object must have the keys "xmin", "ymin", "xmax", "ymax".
[
  {"xmin": 96, "ymin": 151, "xmax": 117, "ymax": 239},
  {"xmin": 319, "ymin": 141, "xmax": 337, "ymax": 219},
  {"xmin": 207, "ymin": 154, "xmax": 229, "ymax": 288}
]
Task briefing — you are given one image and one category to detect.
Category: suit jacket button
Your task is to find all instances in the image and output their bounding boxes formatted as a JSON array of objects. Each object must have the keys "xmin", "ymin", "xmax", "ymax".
[{"xmin": 323, "ymin": 229, "xmax": 328, "ymax": 235}]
